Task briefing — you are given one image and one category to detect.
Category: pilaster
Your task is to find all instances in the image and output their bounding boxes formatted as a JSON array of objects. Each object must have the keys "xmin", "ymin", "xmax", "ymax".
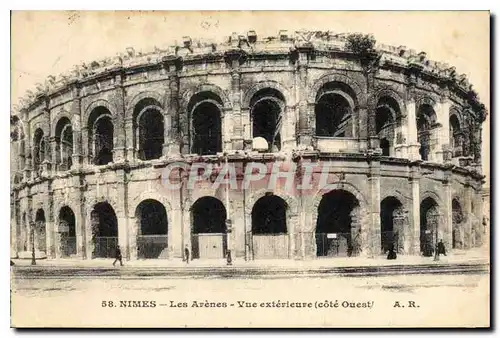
[{"xmin": 410, "ymin": 167, "xmax": 421, "ymax": 255}]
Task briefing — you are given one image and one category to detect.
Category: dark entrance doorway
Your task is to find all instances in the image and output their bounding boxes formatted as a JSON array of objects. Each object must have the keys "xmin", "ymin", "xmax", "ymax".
[
  {"xmin": 251, "ymin": 194, "xmax": 289, "ymax": 259},
  {"xmin": 35, "ymin": 209, "xmax": 47, "ymax": 254},
  {"xmin": 420, "ymin": 197, "xmax": 439, "ymax": 256},
  {"xmin": 91, "ymin": 202, "xmax": 118, "ymax": 258},
  {"xmin": 191, "ymin": 197, "xmax": 227, "ymax": 259},
  {"xmin": 452, "ymin": 199, "xmax": 464, "ymax": 249},
  {"xmin": 58, "ymin": 206, "xmax": 76, "ymax": 258},
  {"xmin": 380, "ymin": 197, "xmax": 404, "ymax": 254},
  {"xmin": 315, "ymin": 190, "xmax": 360, "ymax": 257},
  {"xmin": 136, "ymin": 199, "xmax": 168, "ymax": 259}
]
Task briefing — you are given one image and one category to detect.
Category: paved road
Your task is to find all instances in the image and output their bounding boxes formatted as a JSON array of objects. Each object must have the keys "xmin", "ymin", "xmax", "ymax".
[
  {"xmin": 10, "ymin": 272, "xmax": 490, "ymax": 328},
  {"xmin": 11, "ymin": 261, "xmax": 489, "ymax": 279}
]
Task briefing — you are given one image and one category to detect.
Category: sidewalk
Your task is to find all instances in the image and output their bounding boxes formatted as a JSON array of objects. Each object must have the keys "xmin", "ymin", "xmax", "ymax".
[{"xmin": 12, "ymin": 248, "xmax": 489, "ymax": 270}]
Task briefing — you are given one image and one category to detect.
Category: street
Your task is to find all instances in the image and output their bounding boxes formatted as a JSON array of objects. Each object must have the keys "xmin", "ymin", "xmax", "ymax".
[{"xmin": 11, "ymin": 271, "xmax": 489, "ymax": 328}]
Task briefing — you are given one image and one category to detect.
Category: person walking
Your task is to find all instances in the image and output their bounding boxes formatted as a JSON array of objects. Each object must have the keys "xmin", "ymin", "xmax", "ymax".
[
  {"xmin": 113, "ymin": 245, "xmax": 124, "ymax": 266},
  {"xmin": 437, "ymin": 239, "xmax": 447, "ymax": 256},
  {"xmin": 387, "ymin": 244, "xmax": 397, "ymax": 260},
  {"xmin": 184, "ymin": 245, "xmax": 190, "ymax": 264}
]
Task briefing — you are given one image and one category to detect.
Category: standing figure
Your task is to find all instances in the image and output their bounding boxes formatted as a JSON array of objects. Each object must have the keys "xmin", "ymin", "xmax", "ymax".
[
  {"xmin": 113, "ymin": 245, "xmax": 123, "ymax": 266},
  {"xmin": 387, "ymin": 244, "xmax": 397, "ymax": 260},
  {"xmin": 184, "ymin": 245, "xmax": 190, "ymax": 264},
  {"xmin": 437, "ymin": 239, "xmax": 447, "ymax": 256}
]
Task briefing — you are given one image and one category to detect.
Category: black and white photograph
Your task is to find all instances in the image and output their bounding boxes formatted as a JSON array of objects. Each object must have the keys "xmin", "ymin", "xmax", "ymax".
[{"xmin": 9, "ymin": 10, "xmax": 491, "ymax": 328}]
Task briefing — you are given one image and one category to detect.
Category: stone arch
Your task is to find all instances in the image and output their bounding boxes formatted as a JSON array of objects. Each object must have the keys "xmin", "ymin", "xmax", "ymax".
[
  {"xmin": 420, "ymin": 190, "xmax": 443, "ymax": 207},
  {"xmin": 415, "ymin": 96, "xmax": 437, "ymax": 110},
  {"xmin": 311, "ymin": 182, "xmax": 368, "ymax": 214},
  {"xmin": 50, "ymin": 109, "xmax": 73, "ymax": 136},
  {"xmin": 129, "ymin": 190, "xmax": 173, "ymax": 221},
  {"xmin": 307, "ymin": 73, "xmax": 364, "ymax": 106},
  {"xmin": 83, "ymin": 99, "xmax": 118, "ymax": 125},
  {"xmin": 242, "ymin": 80, "xmax": 293, "ymax": 109},
  {"xmin": 85, "ymin": 198, "xmax": 120, "ymax": 259},
  {"xmin": 181, "ymin": 83, "xmax": 231, "ymax": 111},
  {"xmin": 57, "ymin": 205, "xmax": 77, "ymax": 258},
  {"xmin": 245, "ymin": 188, "xmax": 299, "ymax": 215},
  {"xmin": 369, "ymin": 86, "xmax": 406, "ymax": 114},
  {"xmin": 126, "ymin": 91, "xmax": 167, "ymax": 118},
  {"xmin": 245, "ymin": 189, "xmax": 299, "ymax": 259}
]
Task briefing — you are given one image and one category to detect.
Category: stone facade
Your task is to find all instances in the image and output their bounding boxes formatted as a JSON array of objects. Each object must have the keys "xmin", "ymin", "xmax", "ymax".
[{"xmin": 10, "ymin": 30, "xmax": 487, "ymax": 261}]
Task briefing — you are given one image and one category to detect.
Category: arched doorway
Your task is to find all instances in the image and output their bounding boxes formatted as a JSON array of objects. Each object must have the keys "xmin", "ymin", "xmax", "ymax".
[
  {"xmin": 315, "ymin": 82, "xmax": 356, "ymax": 138},
  {"xmin": 55, "ymin": 117, "xmax": 73, "ymax": 171},
  {"xmin": 88, "ymin": 107, "xmax": 114, "ymax": 165},
  {"xmin": 375, "ymin": 96, "xmax": 400, "ymax": 157},
  {"xmin": 251, "ymin": 194, "xmax": 289, "ymax": 259},
  {"xmin": 420, "ymin": 197, "xmax": 439, "ymax": 256},
  {"xmin": 380, "ymin": 197, "xmax": 404, "ymax": 254},
  {"xmin": 452, "ymin": 199, "xmax": 464, "ymax": 249},
  {"xmin": 134, "ymin": 99, "xmax": 164, "ymax": 160},
  {"xmin": 315, "ymin": 190, "xmax": 360, "ymax": 257},
  {"xmin": 189, "ymin": 92, "xmax": 223, "ymax": 155},
  {"xmin": 90, "ymin": 202, "xmax": 118, "ymax": 258},
  {"xmin": 250, "ymin": 88, "xmax": 285, "ymax": 152},
  {"xmin": 58, "ymin": 206, "xmax": 76, "ymax": 258},
  {"xmin": 34, "ymin": 209, "xmax": 47, "ymax": 254},
  {"xmin": 417, "ymin": 104, "xmax": 437, "ymax": 161},
  {"xmin": 191, "ymin": 197, "xmax": 227, "ymax": 259},
  {"xmin": 136, "ymin": 199, "xmax": 168, "ymax": 259}
]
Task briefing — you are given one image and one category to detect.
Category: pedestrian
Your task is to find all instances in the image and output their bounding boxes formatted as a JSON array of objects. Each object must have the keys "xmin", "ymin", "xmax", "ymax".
[
  {"xmin": 113, "ymin": 245, "xmax": 124, "ymax": 266},
  {"xmin": 387, "ymin": 244, "xmax": 397, "ymax": 260},
  {"xmin": 437, "ymin": 239, "xmax": 447, "ymax": 256},
  {"xmin": 184, "ymin": 246, "xmax": 190, "ymax": 264}
]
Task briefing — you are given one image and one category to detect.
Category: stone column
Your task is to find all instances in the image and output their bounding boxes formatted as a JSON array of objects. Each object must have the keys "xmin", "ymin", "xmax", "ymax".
[
  {"xmin": 368, "ymin": 161, "xmax": 381, "ymax": 256},
  {"xmin": 230, "ymin": 64, "xmax": 244, "ymax": 151},
  {"xmin": 166, "ymin": 68, "xmax": 181, "ymax": 156},
  {"xmin": 41, "ymin": 136, "xmax": 51, "ymax": 176},
  {"xmin": 81, "ymin": 126, "xmax": 90, "ymax": 167},
  {"xmin": 47, "ymin": 191, "xmax": 56, "ymax": 259},
  {"xmin": 77, "ymin": 184, "xmax": 87, "ymax": 259},
  {"xmin": 50, "ymin": 137, "xmax": 59, "ymax": 173},
  {"xmin": 112, "ymin": 79, "xmax": 126, "ymax": 163},
  {"xmin": 71, "ymin": 89, "xmax": 82, "ymax": 169},
  {"xmin": 406, "ymin": 97, "xmax": 420, "ymax": 161},
  {"xmin": 23, "ymin": 109, "xmax": 32, "ymax": 181},
  {"xmin": 116, "ymin": 169, "xmax": 130, "ymax": 260},
  {"xmin": 435, "ymin": 94, "xmax": 452, "ymax": 163},
  {"xmin": 463, "ymin": 181, "xmax": 473, "ymax": 249},
  {"xmin": 124, "ymin": 118, "xmax": 135, "ymax": 162},
  {"xmin": 296, "ymin": 48, "xmax": 312, "ymax": 147},
  {"xmin": 409, "ymin": 168, "xmax": 421, "ymax": 255},
  {"xmin": 442, "ymin": 173, "xmax": 453, "ymax": 251},
  {"xmin": 367, "ymin": 72, "xmax": 380, "ymax": 150}
]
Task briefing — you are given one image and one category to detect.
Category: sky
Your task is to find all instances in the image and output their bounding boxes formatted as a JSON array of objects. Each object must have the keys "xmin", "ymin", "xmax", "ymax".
[{"xmin": 10, "ymin": 11, "xmax": 490, "ymax": 185}]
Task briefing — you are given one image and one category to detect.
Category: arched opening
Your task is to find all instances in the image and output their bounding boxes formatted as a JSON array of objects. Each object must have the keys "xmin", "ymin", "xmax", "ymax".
[
  {"xmin": 417, "ymin": 104, "xmax": 437, "ymax": 161},
  {"xmin": 33, "ymin": 128, "xmax": 45, "ymax": 175},
  {"xmin": 315, "ymin": 190, "xmax": 360, "ymax": 257},
  {"xmin": 315, "ymin": 82, "xmax": 356, "ymax": 138},
  {"xmin": 134, "ymin": 99, "xmax": 164, "ymax": 160},
  {"xmin": 376, "ymin": 96, "xmax": 399, "ymax": 156},
  {"xmin": 88, "ymin": 107, "xmax": 114, "ymax": 165},
  {"xmin": 251, "ymin": 88, "xmax": 285, "ymax": 152},
  {"xmin": 58, "ymin": 206, "xmax": 76, "ymax": 258},
  {"xmin": 10, "ymin": 116, "xmax": 25, "ymax": 176},
  {"xmin": 136, "ymin": 199, "xmax": 168, "ymax": 259},
  {"xmin": 452, "ymin": 199, "xmax": 464, "ymax": 249},
  {"xmin": 55, "ymin": 117, "xmax": 73, "ymax": 171},
  {"xmin": 34, "ymin": 209, "xmax": 46, "ymax": 254},
  {"xmin": 251, "ymin": 194, "xmax": 289, "ymax": 259},
  {"xmin": 449, "ymin": 114, "xmax": 463, "ymax": 157},
  {"xmin": 189, "ymin": 92, "xmax": 223, "ymax": 155},
  {"xmin": 420, "ymin": 197, "xmax": 439, "ymax": 256},
  {"xmin": 380, "ymin": 197, "xmax": 404, "ymax": 254},
  {"xmin": 191, "ymin": 196, "xmax": 227, "ymax": 259},
  {"xmin": 90, "ymin": 202, "xmax": 118, "ymax": 258}
]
